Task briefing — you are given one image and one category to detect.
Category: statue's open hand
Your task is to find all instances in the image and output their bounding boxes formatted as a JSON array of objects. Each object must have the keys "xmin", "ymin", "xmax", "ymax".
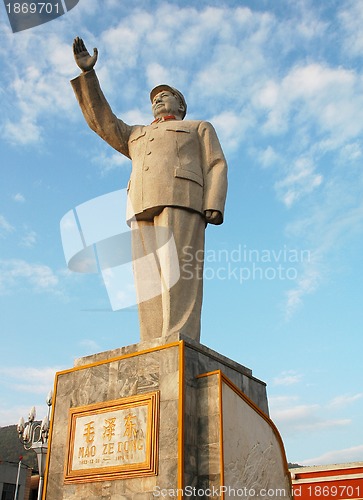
[{"xmin": 73, "ymin": 37, "xmax": 98, "ymax": 72}]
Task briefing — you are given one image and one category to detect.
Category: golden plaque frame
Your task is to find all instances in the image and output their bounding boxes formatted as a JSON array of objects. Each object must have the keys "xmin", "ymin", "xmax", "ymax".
[{"xmin": 64, "ymin": 391, "xmax": 160, "ymax": 483}]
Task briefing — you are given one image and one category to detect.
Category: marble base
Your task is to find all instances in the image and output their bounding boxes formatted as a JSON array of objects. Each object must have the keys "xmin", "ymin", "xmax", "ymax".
[{"xmin": 44, "ymin": 336, "xmax": 291, "ymax": 499}]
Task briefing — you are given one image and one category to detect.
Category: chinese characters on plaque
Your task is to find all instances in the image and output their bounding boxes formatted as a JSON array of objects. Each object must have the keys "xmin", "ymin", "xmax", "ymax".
[{"xmin": 65, "ymin": 392, "xmax": 159, "ymax": 482}]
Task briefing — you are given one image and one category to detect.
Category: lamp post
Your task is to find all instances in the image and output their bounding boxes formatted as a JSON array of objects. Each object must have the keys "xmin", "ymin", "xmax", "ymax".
[{"xmin": 17, "ymin": 390, "xmax": 53, "ymax": 500}]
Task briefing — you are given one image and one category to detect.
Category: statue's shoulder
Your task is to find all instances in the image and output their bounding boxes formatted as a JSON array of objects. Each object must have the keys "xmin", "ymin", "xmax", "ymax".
[
  {"xmin": 183, "ymin": 119, "xmax": 215, "ymax": 128},
  {"xmin": 128, "ymin": 124, "xmax": 148, "ymax": 142},
  {"xmin": 167, "ymin": 119, "xmax": 206, "ymax": 131},
  {"xmin": 181, "ymin": 119, "xmax": 204, "ymax": 127}
]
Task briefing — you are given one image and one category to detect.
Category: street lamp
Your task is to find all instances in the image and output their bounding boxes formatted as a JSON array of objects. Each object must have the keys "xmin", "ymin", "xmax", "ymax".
[{"xmin": 16, "ymin": 390, "xmax": 53, "ymax": 500}]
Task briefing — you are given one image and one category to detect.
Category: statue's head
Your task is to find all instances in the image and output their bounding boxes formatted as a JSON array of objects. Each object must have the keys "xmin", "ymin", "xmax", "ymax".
[{"xmin": 150, "ymin": 85, "xmax": 187, "ymax": 120}]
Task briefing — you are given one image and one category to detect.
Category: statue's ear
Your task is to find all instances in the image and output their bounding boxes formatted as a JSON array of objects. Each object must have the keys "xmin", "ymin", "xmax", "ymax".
[{"xmin": 178, "ymin": 102, "xmax": 186, "ymax": 115}]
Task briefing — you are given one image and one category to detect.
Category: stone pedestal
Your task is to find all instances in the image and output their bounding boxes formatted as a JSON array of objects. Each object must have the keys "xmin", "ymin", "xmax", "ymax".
[{"xmin": 44, "ymin": 336, "xmax": 292, "ymax": 499}]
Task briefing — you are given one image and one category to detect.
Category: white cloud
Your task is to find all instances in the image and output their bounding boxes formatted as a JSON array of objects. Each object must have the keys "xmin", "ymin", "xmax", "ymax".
[
  {"xmin": 101, "ymin": 21, "xmax": 143, "ymax": 71},
  {"xmin": 78, "ymin": 339, "xmax": 101, "ymax": 354},
  {"xmin": 294, "ymin": 10, "xmax": 328, "ymax": 40},
  {"xmin": 3, "ymin": 115, "xmax": 43, "ymax": 146},
  {"xmin": 328, "ymin": 393, "xmax": 363, "ymax": 409},
  {"xmin": 256, "ymin": 62, "xmax": 363, "ymax": 150},
  {"xmin": 256, "ymin": 145, "xmax": 280, "ymax": 168},
  {"xmin": 268, "ymin": 395, "xmax": 299, "ymax": 406},
  {"xmin": 273, "ymin": 371, "xmax": 303, "ymax": 386},
  {"xmin": 0, "ymin": 215, "xmax": 15, "ymax": 236},
  {"xmin": 211, "ymin": 111, "xmax": 252, "ymax": 151},
  {"xmin": 0, "ymin": 404, "xmax": 37, "ymax": 428},
  {"xmin": 257, "ymin": 80, "xmax": 279, "ymax": 109},
  {"xmin": 12, "ymin": 193, "xmax": 25, "ymax": 203},
  {"xmin": 338, "ymin": 0, "xmax": 363, "ymax": 58},
  {"xmin": 104, "ymin": 0, "xmax": 120, "ymax": 7},
  {"xmin": 0, "ymin": 366, "xmax": 61, "ymax": 426},
  {"xmin": 0, "ymin": 4, "xmax": 340, "ymax": 152},
  {"xmin": 269, "ymin": 385, "xmax": 358, "ymax": 441},
  {"xmin": 283, "ymin": 162, "xmax": 363, "ymax": 319},
  {"xmin": 0, "ymin": 1, "xmax": 361, "ymax": 155},
  {"xmin": 0, "ymin": 5, "xmax": 274, "ymax": 145},
  {"xmin": 146, "ymin": 63, "xmax": 172, "ymax": 88},
  {"xmin": 275, "ymin": 157, "xmax": 323, "ymax": 208},
  {"xmin": 20, "ymin": 229, "xmax": 37, "ymax": 248},
  {"xmin": 285, "ymin": 64, "xmax": 354, "ymax": 100},
  {"xmin": 121, "ymin": 108, "xmax": 152, "ymax": 127},
  {"xmin": 272, "ymin": 403, "xmax": 319, "ymax": 424},
  {"xmin": 284, "ymin": 260, "xmax": 322, "ymax": 320},
  {"xmin": 269, "ymin": 397, "xmax": 351, "ymax": 436},
  {"xmin": 0, "ymin": 259, "xmax": 59, "ymax": 294},
  {"xmin": 0, "ymin": 367, "xmax": 58, "ymax": 394},
  {"xmin": 1, "ymin": 29, "xmax": 76, "ymax": 145},
  {"xmin": 93, "ymin": 149, "xmax": 130, "ymax": 176},
  {"xmin": 301, "ymin": 444, "xmax": 363, "ymax": 466}
]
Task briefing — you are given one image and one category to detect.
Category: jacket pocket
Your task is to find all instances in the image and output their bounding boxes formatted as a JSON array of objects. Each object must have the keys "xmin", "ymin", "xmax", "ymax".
[
  {"xmin": 166, "ymin": 127, "xmax": 190, "ymax": 134},
  {"xmin": 174, "ymin": 167, "xmax": 203, "ymax": 187}
]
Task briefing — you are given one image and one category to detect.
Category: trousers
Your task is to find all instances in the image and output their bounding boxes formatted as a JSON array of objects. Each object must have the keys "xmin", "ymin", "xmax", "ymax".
[{"xmin": 131, "ymin": 207, "xmax": 205, "ymax": 341}]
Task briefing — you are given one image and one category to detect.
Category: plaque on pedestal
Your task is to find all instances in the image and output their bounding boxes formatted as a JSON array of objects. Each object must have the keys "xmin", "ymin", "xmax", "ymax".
[{"xmin": 64, "ymin": 392, "xmax": 159, "ymax": 483}]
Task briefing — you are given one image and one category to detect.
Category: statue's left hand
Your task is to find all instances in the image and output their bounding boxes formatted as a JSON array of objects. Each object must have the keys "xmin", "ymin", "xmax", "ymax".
[
  {"xmin": 73, "ymin": 36, "xmax": 98, "ymax": 72},
  {"xmin": 205, "ymin": 210, "xmax": 223, "ymax": 225}
]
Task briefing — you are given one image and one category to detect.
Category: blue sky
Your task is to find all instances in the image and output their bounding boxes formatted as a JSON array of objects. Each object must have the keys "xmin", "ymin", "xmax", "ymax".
[{"xmin": 0, "ymin": 0, "xmax": 362, "ymax": 466}]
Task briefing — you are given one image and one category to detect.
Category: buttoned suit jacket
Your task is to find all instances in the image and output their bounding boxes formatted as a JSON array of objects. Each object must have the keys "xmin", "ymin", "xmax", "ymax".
[{"xmin": 71, "ymin": 70, "xmax": 228, "ymax": 224}]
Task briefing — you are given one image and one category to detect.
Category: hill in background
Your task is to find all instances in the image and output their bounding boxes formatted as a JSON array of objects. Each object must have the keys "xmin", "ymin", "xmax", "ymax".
[{"xmin": 0, "ymin": 425, "xmax": 38, "ymax": 471}]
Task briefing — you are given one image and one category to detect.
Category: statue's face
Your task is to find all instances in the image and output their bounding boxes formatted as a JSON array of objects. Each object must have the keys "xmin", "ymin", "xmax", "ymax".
[{"xmin": 152, "ymin": 91, "xmax": 183, "ymax": 119}]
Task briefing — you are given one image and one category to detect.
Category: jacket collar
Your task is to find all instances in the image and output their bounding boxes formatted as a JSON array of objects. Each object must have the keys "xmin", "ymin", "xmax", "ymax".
[{"xmin": 151, "ymin": 115, "xmax": 177, "ymax": 124}]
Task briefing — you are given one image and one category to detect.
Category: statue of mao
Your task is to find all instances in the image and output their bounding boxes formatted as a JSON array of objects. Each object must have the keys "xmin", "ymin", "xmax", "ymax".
[{"xmin": 71, "ymin": 37, "xmax": 228, "ymax": 343}]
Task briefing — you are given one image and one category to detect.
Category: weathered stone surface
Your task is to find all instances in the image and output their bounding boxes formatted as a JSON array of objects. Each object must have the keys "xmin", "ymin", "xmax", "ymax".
[
  {"xmin": 72, "ymin": 37, "xmax": 227, "ymax": 343},
  {"xmin": 196, "ymin": 371, "xmax": 292, "ymax": 500},
  {"xmin": 222, "ymin": 380, "xmax": 292, "ymax": 499},
  {"xmin": 45, "ymin": 338, "xmax": 284, "ymax": 499}
]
